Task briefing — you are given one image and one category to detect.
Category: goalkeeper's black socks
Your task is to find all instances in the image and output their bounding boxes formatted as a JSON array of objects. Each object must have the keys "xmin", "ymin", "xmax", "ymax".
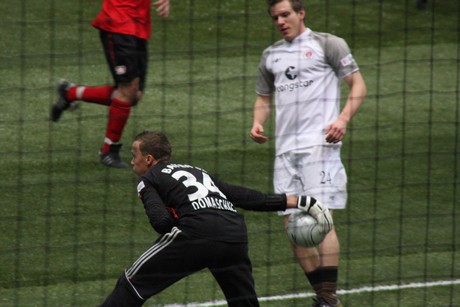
[{"xmin": 306, "ymin": 266, "xmax": 339, "ymax": 305}]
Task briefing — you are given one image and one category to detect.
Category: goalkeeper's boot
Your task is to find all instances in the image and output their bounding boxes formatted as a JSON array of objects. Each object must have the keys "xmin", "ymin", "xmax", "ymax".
[
  {"xmin": 311, "ymin": 296, "xmax": 342, "ymax": 307},
  {"xmin": 99, "ymin": 144, "xmax": 129, "ymax": 169},
  {"xmin": 50, "ymin": 79, "xmax": 79, "ymax": 122}
]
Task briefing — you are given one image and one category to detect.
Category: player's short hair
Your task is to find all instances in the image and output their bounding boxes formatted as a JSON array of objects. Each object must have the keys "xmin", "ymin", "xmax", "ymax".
[
  {"xmin": 267, "ymin": 0, "xmax": 304, "ymax": 14},
  {"xmin": 134, "ymin": 131, "xmax": 172, "ymax": 162}
]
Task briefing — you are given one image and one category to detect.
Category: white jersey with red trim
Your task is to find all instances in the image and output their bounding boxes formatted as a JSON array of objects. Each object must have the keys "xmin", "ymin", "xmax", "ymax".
[{"xmin": 256, "ymin": 28, "xmax": 359, "ymax": 155}]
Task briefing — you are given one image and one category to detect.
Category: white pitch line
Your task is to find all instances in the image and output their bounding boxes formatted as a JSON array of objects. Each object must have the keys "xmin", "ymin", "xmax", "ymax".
[{"xmin": 163, "ymin": 279, "xmax": 460, "ymax": 307}]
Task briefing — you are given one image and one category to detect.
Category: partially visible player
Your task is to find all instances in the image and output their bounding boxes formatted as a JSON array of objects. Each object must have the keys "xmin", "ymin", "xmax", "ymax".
[
  {"xmin": 250, "ymin": 0, "xmax": 367, "ymax": 306},
  {"xmin": 100, "ymin": 130, "xmax": 333, "ymax": 306},
  {"xmin": 50, "ymin": 0, "xmax": 171, "ymax": 168}
]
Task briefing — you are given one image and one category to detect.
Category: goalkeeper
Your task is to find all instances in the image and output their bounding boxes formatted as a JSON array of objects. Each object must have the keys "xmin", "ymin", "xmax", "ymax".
[{"xmin": 100, "ymin": 131, "xmax": 333, "ymax": 306}]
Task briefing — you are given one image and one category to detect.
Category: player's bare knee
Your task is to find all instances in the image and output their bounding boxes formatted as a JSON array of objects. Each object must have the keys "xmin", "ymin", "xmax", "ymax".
[
  {"xmin": 132, "ymin": 91, "xmax": 143, "ymax": 106},
  {"xmin": 116, "ymin": 80, "xmax": 140, "ymax": 104}
]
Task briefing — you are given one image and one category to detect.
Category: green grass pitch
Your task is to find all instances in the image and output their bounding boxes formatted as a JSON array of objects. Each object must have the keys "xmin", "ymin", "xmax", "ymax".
[{"xmin": 0, "ymin": 0, "xmax": 459, "ymax": 306}]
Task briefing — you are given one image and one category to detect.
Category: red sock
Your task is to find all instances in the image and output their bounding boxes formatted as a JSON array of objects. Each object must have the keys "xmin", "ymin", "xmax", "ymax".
[
  {"xmin": 101, "ymin": 98, "xmax": 131, "ymax": 154},
  {"xmin": 67, "ymin": 85, "xmax": 115, "ymax": 106}
]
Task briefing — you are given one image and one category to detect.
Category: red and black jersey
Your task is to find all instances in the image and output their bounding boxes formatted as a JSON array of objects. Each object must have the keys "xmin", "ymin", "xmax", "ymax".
[
  {"xmin": 137, "ymin": 162, "xmax": 287, "ymax": 243},
  {"xmin": 92, "ymin": 0, "xmax": 152, "ymax": 40}
]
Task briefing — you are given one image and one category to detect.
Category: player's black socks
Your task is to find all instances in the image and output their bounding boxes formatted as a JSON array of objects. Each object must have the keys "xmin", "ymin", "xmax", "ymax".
[{"xmin": 306, "ymin": 266, "xmax": 339, "ymax": 305}]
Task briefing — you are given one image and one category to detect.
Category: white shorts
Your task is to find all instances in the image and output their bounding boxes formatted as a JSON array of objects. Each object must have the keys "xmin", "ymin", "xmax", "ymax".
[{"xmin": 274, "ymin": 145, "xmax": 348, "ymax": 215}]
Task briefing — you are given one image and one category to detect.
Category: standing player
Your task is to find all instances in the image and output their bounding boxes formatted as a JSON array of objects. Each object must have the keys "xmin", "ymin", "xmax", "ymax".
[
  {"xmin": 50, "ymin": 0, "xmax": 171, "ymax": 168},
  {"xmin": 100, "ymin": 130, "xmax": 333, "ymax": 306},
  {"xmin": 249, "ymin": 0, "xmax": 367, "ymax": 306}
]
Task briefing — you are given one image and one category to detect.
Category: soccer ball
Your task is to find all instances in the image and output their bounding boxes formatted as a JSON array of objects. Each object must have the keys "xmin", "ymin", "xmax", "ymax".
[{"xmin": 286, "ymin": 211, "xmax": 327, "ymax": 248}]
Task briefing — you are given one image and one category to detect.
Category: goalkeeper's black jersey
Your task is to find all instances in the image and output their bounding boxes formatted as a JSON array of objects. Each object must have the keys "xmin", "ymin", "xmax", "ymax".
[{"xmin": 137, "ymin": 161, "xmax": 287, "ymax": 243}]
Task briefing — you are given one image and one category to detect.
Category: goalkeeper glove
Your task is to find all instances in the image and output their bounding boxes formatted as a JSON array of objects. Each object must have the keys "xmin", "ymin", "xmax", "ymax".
[{"xmin": 297, "ymin": 196, "xmax": 334, "ymax": 233}]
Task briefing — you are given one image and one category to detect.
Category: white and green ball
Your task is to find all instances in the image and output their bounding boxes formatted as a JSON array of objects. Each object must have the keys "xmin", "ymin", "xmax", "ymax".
[{"xmin": 287, "ymin": 211, "xmax": 327, "ymax": 248}]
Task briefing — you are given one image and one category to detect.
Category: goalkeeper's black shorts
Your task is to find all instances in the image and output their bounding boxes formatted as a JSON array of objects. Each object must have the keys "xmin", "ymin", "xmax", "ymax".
[{"xmin": 101, "ymin": 227, "xmax": 260, "ymax": 307}]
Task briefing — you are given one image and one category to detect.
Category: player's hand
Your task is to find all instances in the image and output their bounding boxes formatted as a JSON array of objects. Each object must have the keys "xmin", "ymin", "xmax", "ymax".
[
  {"xmin": 297, "ymin": 196, "xmax": 333, "ymax": 233},
  {"xmin": 250, "ymin": 124, "xmax": 268, "ymax": 144},
  {"xmin": 153, "ymin": 0, "xmax": 170, "ymax": 18},
  {"xmin": 325, "ymin": 118, "xmax": 347, "ymax": 143}
]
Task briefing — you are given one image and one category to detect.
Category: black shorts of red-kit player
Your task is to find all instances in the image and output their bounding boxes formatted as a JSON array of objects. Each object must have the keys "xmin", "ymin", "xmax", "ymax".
[{"xmin": 99, "ymin": 30, "xmax": 148, "ymax": 91}]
